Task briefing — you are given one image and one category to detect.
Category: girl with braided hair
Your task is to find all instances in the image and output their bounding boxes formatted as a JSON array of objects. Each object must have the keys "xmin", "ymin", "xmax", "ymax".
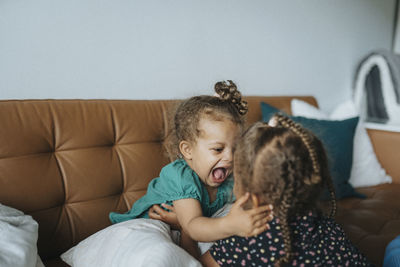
[
  {"xmin": 109, "ymin": 81, "xmax": 273, "ymax": 260},
  {"xmin": 202, "ymin": 114, "xmax": 373, "ymax": 267}
]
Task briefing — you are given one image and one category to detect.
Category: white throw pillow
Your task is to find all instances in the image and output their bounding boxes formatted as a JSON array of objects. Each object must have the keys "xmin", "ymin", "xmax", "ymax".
[
  {"xmin": 291, "ymin": 99, "xmax": 392, "ymax": 187},
  {"xmin": 0, "ymin": 204, "xmax": 44, "ymax": 267},
  {"xmin": 61, "ymin": 218, "xmax": 201, "ymax": 267}
]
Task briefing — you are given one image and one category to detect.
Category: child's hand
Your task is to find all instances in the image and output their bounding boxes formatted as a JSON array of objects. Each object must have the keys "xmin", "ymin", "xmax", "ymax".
[
  {"xmin": 225, "ymin": 193, "xmax": 273, "ymax": 237},
  {"xmin": 149, "ymin": 203, "xmax": 181, "ymax": 230}
]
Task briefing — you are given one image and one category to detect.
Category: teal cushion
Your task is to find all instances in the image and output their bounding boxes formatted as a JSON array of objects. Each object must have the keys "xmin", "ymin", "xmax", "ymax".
[{"xmin": 260, "ymin": 102, "xmax": 364, "ymax": 199}]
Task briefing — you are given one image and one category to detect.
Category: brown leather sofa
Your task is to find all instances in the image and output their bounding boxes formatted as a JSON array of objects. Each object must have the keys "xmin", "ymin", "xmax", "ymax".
[{"xmin": 0, "ymin": 96, "xmax": 399, "ymax": 267}]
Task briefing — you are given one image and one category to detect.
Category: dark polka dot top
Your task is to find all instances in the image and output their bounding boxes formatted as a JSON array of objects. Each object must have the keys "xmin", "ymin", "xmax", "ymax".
[{"xmin": 210, "ymin": 211, "xmax": 374, "ymax": 267}]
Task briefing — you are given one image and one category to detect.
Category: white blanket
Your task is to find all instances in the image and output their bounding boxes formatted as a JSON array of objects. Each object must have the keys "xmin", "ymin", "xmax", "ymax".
[{"xmin": 0, "ymin": 203, "xmax": 44, "ymax": 267}]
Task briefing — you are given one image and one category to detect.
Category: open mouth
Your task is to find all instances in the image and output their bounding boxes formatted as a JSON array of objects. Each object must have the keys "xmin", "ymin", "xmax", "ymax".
[{"xmin": 211, "ymin": 167, "xmax": 229, "ymax": 184}]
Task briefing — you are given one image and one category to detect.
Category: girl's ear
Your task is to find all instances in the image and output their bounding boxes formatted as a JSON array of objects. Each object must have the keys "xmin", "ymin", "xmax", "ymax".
[
  {"xmin": 251, "ymin": 193, "xmax": 260, "ymax": 208},
  {"xmin": 179, "ymin": 140, "xmax": 192, "ymax": 160}
]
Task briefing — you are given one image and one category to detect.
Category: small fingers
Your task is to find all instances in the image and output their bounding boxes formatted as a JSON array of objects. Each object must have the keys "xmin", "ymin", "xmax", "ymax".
[
  {"xmin": 161, "ymin": 203, "xmax": 175, "ymax": 212},
  {"xmin": 250, "ymin": 216, "xmax": 271, "ymax": 230},
  {"xmin": 245, "ymin": 214, "xmax": 273, "ymax": 237},
  {"xmin": 249, "ymin": 220, "xmax": 271, "ymax": 236},
  {"xmin": 258, "ymin": 204, "xmax": 274, "ymax": 213},
  {"xmin": 234, "ymin": 192, "xmax": 250, "ymax": 208},
  {"xmin": 150, "ymin": 204, "xmax": 172, "ymax": 219},
  {"xmin": 149, "ymin": 206, "xmax": 156, "ymax": 214},
  {"xmin": 148, "ymin": 207, "xmax": 161, "ymax": 220},
  {"xmin": 251, "ymin": 224, "xmax": 270, "ymax": 236},
  {"xmin": 252, "ymin": 212, "xmax": 274, "ymax": 223},
  {"xmin": 249, "ymin": 204, "xmax": 273, "ymax": 216},
  {"xmin": 257, "ymin": 216, "xmax": 273, "ymax": 228},
  {"xmin": 151, "ymin": 204, "xmax": 166, "ymax": 214}
]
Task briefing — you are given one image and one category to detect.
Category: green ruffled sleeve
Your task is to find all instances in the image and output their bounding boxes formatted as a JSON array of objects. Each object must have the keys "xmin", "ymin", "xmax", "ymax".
[
  {"xmin": 155, "ymin": 159, "xmax": 204, "ymax": 202},
  {"xmin": 109, "ymin": 159, "xmax": 204, "ymax": 224}
]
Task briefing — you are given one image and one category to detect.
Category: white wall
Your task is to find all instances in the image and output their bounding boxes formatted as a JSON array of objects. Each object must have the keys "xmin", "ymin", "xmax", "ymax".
[{"xmin": 0, "ymin": 0, "xmax": 396, "ymax": 111}]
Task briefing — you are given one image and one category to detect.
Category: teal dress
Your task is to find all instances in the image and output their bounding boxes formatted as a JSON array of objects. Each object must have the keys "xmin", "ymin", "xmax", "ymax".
[{"xmin": 109, "ymin": 159, "xmax": 234, "ymax": 224}]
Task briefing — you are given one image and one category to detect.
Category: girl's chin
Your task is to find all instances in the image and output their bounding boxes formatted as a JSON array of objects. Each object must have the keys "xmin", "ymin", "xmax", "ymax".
[
  {"xmin": 204, "ymin": 178, "xmax": 223, "ymax": 187},
  {"xmin": 209, "ymin": 177, "xmax": 227, "ymax": 185}
]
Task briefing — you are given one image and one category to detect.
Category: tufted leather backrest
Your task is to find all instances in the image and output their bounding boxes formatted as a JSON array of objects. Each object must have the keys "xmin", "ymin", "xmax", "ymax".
[{"xmin": 0, "ymin": 96, "xmax": 316, "ymax": 261}]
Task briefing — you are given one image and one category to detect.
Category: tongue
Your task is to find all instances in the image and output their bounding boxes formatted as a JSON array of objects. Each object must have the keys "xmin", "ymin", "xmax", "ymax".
[{"xmin": 213, "ymin": 168, "xmax": 225, "ymax": 180}]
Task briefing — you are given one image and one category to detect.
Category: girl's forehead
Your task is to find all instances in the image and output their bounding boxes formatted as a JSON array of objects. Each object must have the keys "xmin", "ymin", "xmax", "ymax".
[
  {"xmin": 198, "ymin": 116, "xmax": 238, "ymax": 129},
  {"xmin": 200, "ymin": 108, "xmax": 237, "ymax": 121},
  {"xmin": 197, "ymin": 118, "xmax": 240, "ymax": 139}
]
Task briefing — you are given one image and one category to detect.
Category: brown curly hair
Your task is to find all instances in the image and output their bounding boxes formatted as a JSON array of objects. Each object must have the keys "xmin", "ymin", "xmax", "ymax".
[
  {"xmin": 233, "ymin": 114, "xmax": 336, "ymax": 266},
  {"xmin": 164, "ymin": 80, "xmax": 248, "ymax": 161}
]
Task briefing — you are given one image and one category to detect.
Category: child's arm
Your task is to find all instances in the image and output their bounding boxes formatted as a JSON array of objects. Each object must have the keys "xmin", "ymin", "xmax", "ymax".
[
  {"xmin": 173, "ymin": 193, "xmax": 273, "ymax": 242},
  {"xmin": 200, "ymin": 251, "xmax": 220, "ymax": 267},
  {"xmin": 180, "ymin": 228, "xmax": 201, "ymax": 259}
]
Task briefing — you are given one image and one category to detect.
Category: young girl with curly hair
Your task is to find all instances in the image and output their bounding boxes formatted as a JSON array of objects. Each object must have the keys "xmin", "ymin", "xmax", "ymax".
[
  {"xmin": 109, "ymin": 81, "xmax": 273, "ymax": 259},
  {"xmin": 202, "ymin": 114, "xmax": 373, "ymax": 267}
]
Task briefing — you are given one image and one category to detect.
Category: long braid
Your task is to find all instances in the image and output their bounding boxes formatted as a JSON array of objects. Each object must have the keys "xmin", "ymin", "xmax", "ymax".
[
  {"xmin": 275, "ymin": 199, "xmax": 292, "ymax": 266},
  {"xmin": 274, "ymin": 114, "xmax": 320, "ymax": 184},
  {"xmin": 275, "ymin": 186, "xmax": 294, "ymax": 266},
  {"xmin": 235, "ymin": 116, "xmax": 336, "ymax": 266},
  {"xmin": 254, "ymin": 139, "xmax": 298, "ymax": 266},
  {"xmin": 326, "ymin": 173, "xmax": 337, "ymax": 218},
  {"xmin": 274, "ymin": 113, "xmax": 337, "ymax": 218}
]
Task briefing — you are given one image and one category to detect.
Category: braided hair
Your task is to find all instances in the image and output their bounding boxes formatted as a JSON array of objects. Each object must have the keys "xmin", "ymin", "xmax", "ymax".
[
  {"xmin": 214, "ymin": 80, "xmax": 248, "ymax": 115},
  {"xmin": 164, "ymin": 80, "xmax": 248, "ymax": 161},
  {"xmin": 233, "ymin": 114, "xmax": 336, "ymax": 266},
  {"xmin": 273, "ymin": 114, "xmax": 337, "ymax": 218}
]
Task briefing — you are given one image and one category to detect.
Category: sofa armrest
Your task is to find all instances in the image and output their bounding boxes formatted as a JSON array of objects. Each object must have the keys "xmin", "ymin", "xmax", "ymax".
[{"xmin": 367, "ymin": 128, "xmax": 400, "ymax": 184}]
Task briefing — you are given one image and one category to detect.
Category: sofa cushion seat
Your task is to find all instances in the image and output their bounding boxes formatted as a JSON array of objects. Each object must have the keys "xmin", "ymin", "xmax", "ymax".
[{"xmin": 334, "ymin": 183, "xmax": 400, "ymax": 266}]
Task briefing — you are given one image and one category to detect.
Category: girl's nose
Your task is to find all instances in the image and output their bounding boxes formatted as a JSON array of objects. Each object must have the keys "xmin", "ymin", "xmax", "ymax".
[{"xmin": 223, "ymin": 149, "xmax": 233, "ymax": 162}]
